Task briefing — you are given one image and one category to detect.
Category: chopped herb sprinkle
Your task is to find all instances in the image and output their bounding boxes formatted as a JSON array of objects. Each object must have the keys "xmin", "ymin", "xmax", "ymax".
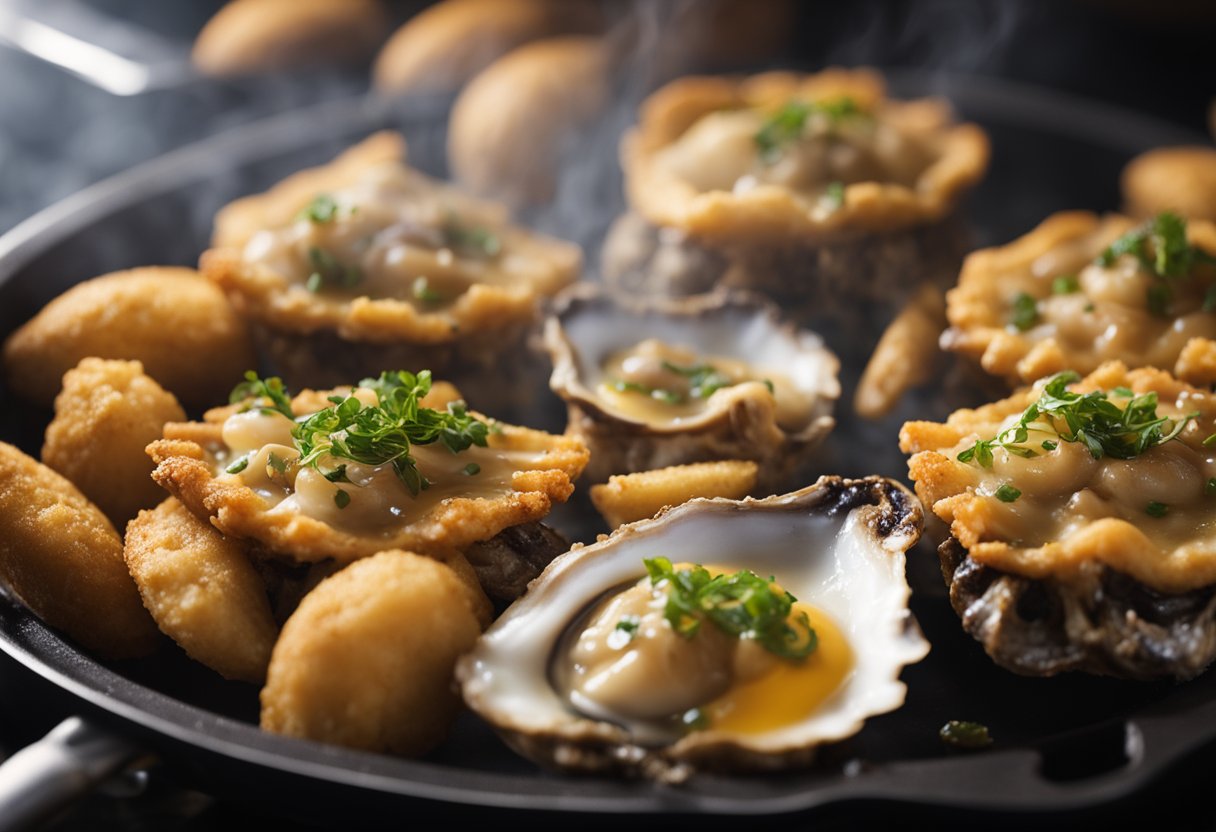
[
  {"xmin": 956, "ymin": 371, "xmax": 1197, "ymax": 467},
  {"xmin": 994, "ymin": 484, "xmax": 1021, "ymax": 503},
  {"xmin": 299, "ymin": 193, "xmax": 339, "ymax": 224},
  {"xmin": 1051, "ymin": 275, "xmax": 1080, "ymax": 294},
  {"xmin": 333, "ymin": 488, "xmax": 351, "ymax": 509},
  {"xmin": 940, "ymin": 720, "xmax": 992, "ymax": 750},
  {"xmin": 305, "ymin": 246, "xmax": 362, "ymax": 293},
  {"xmin": 643, "ymin": 557, "xmax": 817, "ymax": 660},
  {"xmin": 1145, "ymin": 501, "xmax": 1169, "ymax": 517},
  {"xmin": 1011, "ymin": 292, "xmax": 1039, "ymax": 331},
  {"xmin": 754, "ymin": 97, "xmax": 866, "ymax": 161}
]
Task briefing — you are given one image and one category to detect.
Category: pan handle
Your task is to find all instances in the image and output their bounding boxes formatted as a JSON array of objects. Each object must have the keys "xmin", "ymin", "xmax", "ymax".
[{"xmin": 0, "ymin": 716, "xmax": 143, "ymax": 832}]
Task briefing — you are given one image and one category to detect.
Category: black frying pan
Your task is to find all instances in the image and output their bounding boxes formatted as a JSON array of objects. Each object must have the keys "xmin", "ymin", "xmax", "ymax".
[{"xmin": 0, "ymin": 74, "xmax": 1211, "ymax": 827}]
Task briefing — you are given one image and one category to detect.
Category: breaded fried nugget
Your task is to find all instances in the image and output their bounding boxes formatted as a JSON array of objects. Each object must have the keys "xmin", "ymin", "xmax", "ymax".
[
  {"xmin": 0, "ymin": 442, "xmax": 158, "ymax": 658},
  {"xmin": 124, "ymin": 498, "xmax": 278, "ymax": 683},
  {"xmin": 260, "ymin": 550, "xmax": 485, "ymax": 755},
  {"xmin": 43, "ymin": 358, "xmax": 185, "ymax": 528},
  {"xmin": 590, "ymin": 460, "xmax": 759, "ymax": 529},
  {"xmin": 2, "ymin": 267, "xmax": 255, "ymax": 409}
]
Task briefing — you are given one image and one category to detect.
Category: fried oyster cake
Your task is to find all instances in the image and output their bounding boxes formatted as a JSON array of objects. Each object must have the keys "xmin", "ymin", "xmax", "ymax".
[
  {"xmin": 901, "ymin": 362, "xmax": 1216, "ymax": 680},
  {"xmin": 942, "ymin": 211, "xmax": 1216, "ymax": 388},
  {"xmin": 201, "ymin": 132, "xmax": 581, "ymax": 418},
  {"xmin": 147, "ymin": 369, "xmax": 589, "ymax": 565},
  {"xmin": 603, "ymin": 67, "xmax": 988, "ymax": 355}
]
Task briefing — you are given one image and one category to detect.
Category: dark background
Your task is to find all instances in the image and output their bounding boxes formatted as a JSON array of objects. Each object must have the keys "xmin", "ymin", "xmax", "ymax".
[{"xmin": 0, "ymin": 0, "xmax": 1213, "ymax": 829}]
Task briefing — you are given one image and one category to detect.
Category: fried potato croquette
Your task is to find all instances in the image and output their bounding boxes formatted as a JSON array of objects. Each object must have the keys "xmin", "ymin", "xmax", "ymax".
[
  {"xmin": 0, "ymin": 442, "xmax": 158, "ymax": 658},
  {"xmin": 260, "ymin": 550, "xmax": 485, "ymax": 755},
  {"xmin": 193, "ymin": 0, "xmax": 387, "ymax": 77},
  {"xmin": 590, "ymin": 460, "xmax": 759, "ymax": 530},
  {"xmin": 42, "ymin": 358, "xmax": 185, "ymax": 529},
  {"xmin": 1122, "ymin": 146, "xmax": 1216, "ymax": 223},
  {"xmin": 124, "ymin": 498, "xmax": 278, "ymax": 683},
  {"xmin": 3, "ymin": 267, "xmax": 255, "ymax": 410}
]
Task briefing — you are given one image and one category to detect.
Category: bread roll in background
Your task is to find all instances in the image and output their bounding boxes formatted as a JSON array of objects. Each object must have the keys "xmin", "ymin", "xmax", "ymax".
[
  {"xmin": 448, "ymin": 36, "xmax": 611, "ymax": 206},
  {"xmin": 374, "ymin": 0, "xmax": 601, "ymax": 96},
  {"xmin": 193, "ymin": 0, "xmax": 389, "ymax": 77}
]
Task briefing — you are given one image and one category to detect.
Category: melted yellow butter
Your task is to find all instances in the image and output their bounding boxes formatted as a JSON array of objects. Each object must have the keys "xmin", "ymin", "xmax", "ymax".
[
  {"xmin": 557, "ymin": 561, "xmax": 853, "ymax": 737},
  {"xmin": 703, "ymin": 604, "xmax": 853, "ymax": 735}
]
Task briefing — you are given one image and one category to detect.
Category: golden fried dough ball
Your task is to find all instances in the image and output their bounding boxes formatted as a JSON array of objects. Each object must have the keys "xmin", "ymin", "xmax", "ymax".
[
  {"xmin": 373, "ymin": 0, "xmax": 599, "ymax": 96},
  {"xmin": 3, "ymin": 267, "xmax": 255, "ymax": 410},
  {"xmin": 590, "ymin": 460, "xmax": 759, "ymax": 530},
  {"xmin": 1122, "ymin": 146, "xmax": 1216, "ymax": 223},
  {"xmin": 0, "ymin": 442, "xmax": 158, "ymax": 659},
  {"xmin": 42, "ymin": 358, "xmax": 185, "ymax": 528},
  {"xmin": 124, "ymin": 498, "xmax": 278, "ymax": 683},
  {"xmin": 193, "ymin": 0, "xmax": 387, "ymax": 77},
  {"xmin": 260, "ymin": 550, "xmax": 484, "ymax": 755},
  {"xmin": 448, "ymin": 36, "xmax": 610, "ymax": 205}
]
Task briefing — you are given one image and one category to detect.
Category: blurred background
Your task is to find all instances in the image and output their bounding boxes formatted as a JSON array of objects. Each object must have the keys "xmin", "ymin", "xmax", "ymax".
[{"xmin": 0, "ymin": 0, "xmax": 1213, "ymax": 829}]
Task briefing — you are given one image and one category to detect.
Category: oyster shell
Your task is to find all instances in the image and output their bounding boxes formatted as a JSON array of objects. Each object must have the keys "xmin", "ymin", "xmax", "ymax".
[
  {"xmin": 545, "ymin": 288, "xmax": 839, "ymax": 491},
  {"xmin": 456, "ymin": 475, "xmax": 928, "ymax": 780}
]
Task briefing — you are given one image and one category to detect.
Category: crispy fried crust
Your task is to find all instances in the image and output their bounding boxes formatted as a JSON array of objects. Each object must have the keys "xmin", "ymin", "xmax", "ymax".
[
  {"xmin": 202, "ymin": 132, "xmax": 580, "ymax": 345},
  {"xmin": 148, "ymin": 387, "xmax": 589, "ymax": 564},
  {"xmin": 43, "ymin": 358, "xmax": 185, "ymax": 529},
  {"xmin": 2, "ymin": 267, "xmax": 255, "ymax": 409},
  {"xmin": 0, "ymin": 442, "xmax": 159, "ymax": 659},
  {"xmin": 622, "ymin": 68, "xmax": 989, "ymax": 244},
  {"xmin": 942, "ymin": 212, "xmax": 1216, "ymax": 386},
  {"xmin": 1122, "ymin": 146, "xmax": 1216, "ymax": 224},
  {"xmin": 260, "ymin": 549, "xmax": 484, "ymax": 755},
  {"xmin": 590, "ymin": 460, "xmax": 759, "ymax": 529},
  {"xmin": 124, "ymin": 498, "xmax": 278, "ymax": 683},
  {"xmin": 901, "ymin": 362, "xmax": 1216, "ymax": 594}
]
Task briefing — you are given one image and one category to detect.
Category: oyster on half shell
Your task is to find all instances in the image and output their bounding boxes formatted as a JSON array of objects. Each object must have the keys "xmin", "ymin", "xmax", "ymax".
[
  {"xmin": 456, "ymin": 475, "xmax": 928, "ymax": 780},
  {"xmin": 545, "ymin": 287, "xmax": 839, "ymax": 491}
]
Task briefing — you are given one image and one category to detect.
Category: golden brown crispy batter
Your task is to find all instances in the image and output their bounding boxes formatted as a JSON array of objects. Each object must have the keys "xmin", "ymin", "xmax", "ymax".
[
  {"xmin": 202, "ymin": 132, "xmax": 580, "ymax": 345},
  {"xmin": 192, "ymin": 0, "xmax": 387, "ymax": 77},
  {"xmin": 0, "ymin": 442, "xmax": 158, "ymax": 658},
  {"xmin": 1122, "ymin": 146, "xmax": 1216, "ymax": 223},
  {"xmin": 448, "ymin": 37, "xmax": 610, "ymax": 205},
  {"xmin": 2, "ymin": 267, "xmax": 255, "ymax": 409},
  {"xmin": 590, "ymin": 460, "xmax": 759, "ymax": 530},
  {"xmin": 622, "ymin": 68, "xmax": 989, "ymax": 244},
  {"xmin": 854, "ymin": 284, "xmax": 946, "ymax": 419},
  {"xmin": 373, "ymin": 0, "xmax": 598, "ymax": 95},
  {"xmin": 124, "ymin": 498, "xmax": 278, "ymax": 683},
  {"xmin": 260, "ymin": 549, "xmax": 484, "ymax": 755},
  {"xmin": 901, "ymin": 363, "xmax": 1216, "ymax": 594},
  {"xmin": 42, "ymin": 358, "xmax": 185, "ymax": 529},
  {"xmin": 942, "ymin": 212, "xmax": 1216, "ymax": 386},
  {"xmin": 1175, "ymin": 337, "xmax": 1216, "ymax": 389},
  {"xmin": 148, "ymin": 386, "xmax": 589, "ymax": 564}
]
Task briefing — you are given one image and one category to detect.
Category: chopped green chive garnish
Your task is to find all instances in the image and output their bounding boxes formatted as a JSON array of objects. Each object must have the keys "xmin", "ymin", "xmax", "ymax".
[
  {"xmin": 230, "ymin": 370, "xmax": 294, "ymax": 419},
  {"xmin": 333, "ymin": 488, "xmax": 350, "ymax": 509},
  {"xmin": 225, "ymin": 455, "xmax": 250, "ymax": 474},
  {"xmin": 754, "ymin": 97, "xmax": 865, "ymax": 161},
  {"xmin": 1203, "ymin": 433, "xmax": 1216, "ymax": 447},
  {"xmin": 1112, "ymin": 387, "xmax": 1134, "ymax": 398},
  {"xmin": 305, "ymin": 246, "xmax": 362, "ymax": 293},
  {"xmin": 614, "ymin": 616, "xmax": 640, "ymax": 640},
  {"xmin": 1051, "ymin": 275, "xmax": 1080, "ymax": 294},
  {"xmin": 462, "ymin": 463, "xmax": 481, "ymax": 476},
  {"xmin": 643, "ymin": 557, "xmax": 817, "ymax": 660},
  {"xmin": 1145, "ymin": 501, "xmax": 1169, "ymax": 517},
  {"xmin": 232, "ymin": 370, "xmax": 490, "ymax": 498},
  {"xmin": 442, "ymin": 217, "xmax": 501, "ymax": 258},
  {"xmin": 412, "ymin": 276, "xmax": 442, "ymax": 303},
  {"xmin": 681, "ymin": 707, "xmax": 710, "ymax": 733},
  {"xmin": 822, "ymin": 180, "xmax": 845, "ymax": 211},
  {"xmin": 298, "ymin": 193, "xmax": 338, "ymax": 224},
  {"xmin": 1206, "ymin": 477, "xmax": 1216, "ymax": 497},
  {"xmin": 940, "ymin": 721, "xmax": 992, "ymax": 750},
  {"xmin": 957, "ymin": 371, "xmax": 1197, "ymax": 467},
  {"xmin": 1011, "ymin": 292, "xmax": 1039, "ymax": 331},
  {"xmin": 267, "ymin": 452, "xmax": 287, "ymax": 475},
  {"xmin": 994, "ymin": 484, "xmax": 1021, "ymax": 503},
  {"xmin": 1041, "ymin": 440, "xmax": 1058, "ymax": 451},
  {"xmin": 660, "ymin": 361, "xmax": 734, "ymax": 399}
]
